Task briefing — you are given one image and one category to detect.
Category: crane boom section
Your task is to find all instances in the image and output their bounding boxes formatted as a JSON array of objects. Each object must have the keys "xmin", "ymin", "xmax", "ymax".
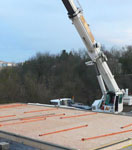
[
  {"xmin": 62, "ymin": 0, "xmax": 120, "ymax": 92},
  {"xmin": 80, "ymin": 16, "xmax": 95, "ymax": 43}
]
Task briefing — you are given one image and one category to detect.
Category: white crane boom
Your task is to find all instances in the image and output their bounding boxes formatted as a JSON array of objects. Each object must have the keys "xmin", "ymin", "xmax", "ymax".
[{"xmin": 61, "ymin": 0, "xmax": 124, "ymax": 113}]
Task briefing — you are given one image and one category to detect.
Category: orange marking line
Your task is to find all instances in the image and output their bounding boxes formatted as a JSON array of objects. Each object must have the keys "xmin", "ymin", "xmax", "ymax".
[
  {"xmin": 0, "ymin": 104, "xmax": 26, "ymax": 109},
  {"xmin": 0, "ymin": 113, "xmax": 55, "ymax": 123},
  {"xmin": 39, "ymin": 124, "xmax": 88, "ymax": 136},
  {"xmin": 81, "ymin": 129, "xmax": 132, "ymax": 141},
  {"xmin": 121, "ymin": 123, "xmax": 132, "ymax": 129},
  {"xmin": 0, "ymin": 115, "xmax": 16, "ymax": 119},
  {"xmin": 24, "ymin": 108, "xmax": 58, "ymax": 114},
  {"xmin": 0, "ymin": 118, "xmax": 46, "ymax": 127},
  {"xmin": 20, "ymin": 116, "xmax": 46, "ymax": 121},
  {"xmin": 60, "ymin": 112, "xmax": 97, "ymax": 119},
  {"xmin": 21, "ymin": 113, "xmax": 65, "ymax": 121}
]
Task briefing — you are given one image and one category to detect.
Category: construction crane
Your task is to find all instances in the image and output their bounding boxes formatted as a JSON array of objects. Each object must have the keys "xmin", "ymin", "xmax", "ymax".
[{"xmin": 61, "ymin": 0, "xmax": 132, "ymax": 113}]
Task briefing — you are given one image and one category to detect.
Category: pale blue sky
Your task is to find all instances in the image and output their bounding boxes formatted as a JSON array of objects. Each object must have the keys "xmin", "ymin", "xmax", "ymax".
[{"xmin": 0, "ymin": 0, "xmax": 132, "ymax": 62}]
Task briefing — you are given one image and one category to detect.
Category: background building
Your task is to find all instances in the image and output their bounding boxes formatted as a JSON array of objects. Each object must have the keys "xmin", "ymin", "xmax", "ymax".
[{"xmin": 0, "ymin": 61, "xmax": 16, "ymax": 70}]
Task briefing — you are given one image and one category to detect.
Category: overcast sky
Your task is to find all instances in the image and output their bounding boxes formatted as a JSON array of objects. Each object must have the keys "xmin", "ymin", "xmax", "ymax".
[{"xmin": 0, "ymin": 0, "xmax": 132, "ymax": 62}]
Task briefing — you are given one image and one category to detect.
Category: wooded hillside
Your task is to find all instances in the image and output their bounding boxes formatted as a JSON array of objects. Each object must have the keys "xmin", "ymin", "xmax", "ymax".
[{"xmin": 0, "ymin": 46, "xmax": 132, "ymax": 105}]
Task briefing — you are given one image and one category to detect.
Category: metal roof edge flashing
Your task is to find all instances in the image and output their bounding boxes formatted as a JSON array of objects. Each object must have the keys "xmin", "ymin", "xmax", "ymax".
[{"xmin": 0, "ymin": 130, "xmax": 77, "ymax": 150}]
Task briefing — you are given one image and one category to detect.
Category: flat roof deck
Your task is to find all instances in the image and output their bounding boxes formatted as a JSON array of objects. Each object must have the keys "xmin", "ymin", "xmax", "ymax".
[{"xmin": 0, "ymin": 103, "xmax": 132, "ymax": 150}]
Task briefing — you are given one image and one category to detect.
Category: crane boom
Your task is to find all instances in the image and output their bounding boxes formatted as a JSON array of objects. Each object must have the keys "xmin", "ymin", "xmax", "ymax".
[{"xmin": 62, "ymin": 0, "xmax": 123, "ymax": 113}]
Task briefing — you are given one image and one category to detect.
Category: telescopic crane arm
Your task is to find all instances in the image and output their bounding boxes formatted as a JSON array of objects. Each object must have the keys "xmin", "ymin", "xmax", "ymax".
[{"xmin": 62, "ymin": 0, "xmax": 123, "ymax": 113}]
